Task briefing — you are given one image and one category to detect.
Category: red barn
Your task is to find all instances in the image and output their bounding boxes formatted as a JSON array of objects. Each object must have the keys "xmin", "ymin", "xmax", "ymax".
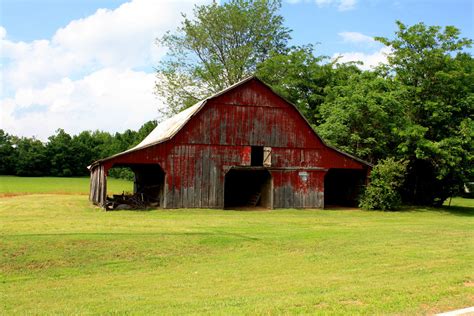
[{"xmin": 89, "ymin": 77, "xmax": 370, "ymax": 209}]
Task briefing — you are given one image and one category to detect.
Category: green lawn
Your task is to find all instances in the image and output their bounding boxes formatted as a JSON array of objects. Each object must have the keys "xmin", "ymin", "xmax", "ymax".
[
  {"xmin": 0, "ymin": 175, "xmax": 132, "ymax": 195},
  {"xmin": 0, "ymin": 178, "xmax": 473, "ymax": 315}
]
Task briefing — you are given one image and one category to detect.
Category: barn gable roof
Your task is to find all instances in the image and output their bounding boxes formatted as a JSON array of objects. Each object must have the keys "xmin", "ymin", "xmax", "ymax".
[
  {"xmin": 132, "ymin": 100, "xmax": 205, "ymax": 151},
  {"xmin": 95, "ymin": 76, "xmax": 371, "ymax": 167}
]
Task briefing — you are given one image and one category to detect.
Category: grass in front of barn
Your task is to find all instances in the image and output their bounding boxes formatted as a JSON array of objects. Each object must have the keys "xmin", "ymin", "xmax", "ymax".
[
  {"xmin": 0, "ymin": 175, "xmax": 132, "ymax": 195},
  {"xmin": 0, "ymin": 178, "xmax": 473, "ymax": 315}
]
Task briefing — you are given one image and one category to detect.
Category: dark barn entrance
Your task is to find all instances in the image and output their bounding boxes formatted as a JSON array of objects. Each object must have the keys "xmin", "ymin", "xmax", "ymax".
[
  {"xmin": 132, "ymin": 164, "xmax": 166, "ymax": 206},
  {"xmin": 104, "ymin": 164, "xmax": 165, "ymax": 210},
  {"xmin": 324, "ymin": 169, "xmax": 366, "ymax": 207},
  {"xmin": 224, "ymin": 168, "xmax": 272, "ymax": 209}
]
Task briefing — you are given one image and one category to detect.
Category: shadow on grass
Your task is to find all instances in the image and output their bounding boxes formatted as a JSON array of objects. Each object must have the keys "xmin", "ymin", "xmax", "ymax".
[
  {"xmin": 399, "ymin": 205, "xmax": 474, "ymax": 217},
  {"xmin": 11, "ymin": 231, "xmax": 261, "ymax": 241},
  {"xmin": 438, "ymin": 205, "xmax": 474, "ymax": 216}
]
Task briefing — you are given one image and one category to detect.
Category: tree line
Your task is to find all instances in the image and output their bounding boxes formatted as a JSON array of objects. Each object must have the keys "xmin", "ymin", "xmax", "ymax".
[{"xmin": 0, "ymin": 121, "xmax": 156, "ymax": 179}]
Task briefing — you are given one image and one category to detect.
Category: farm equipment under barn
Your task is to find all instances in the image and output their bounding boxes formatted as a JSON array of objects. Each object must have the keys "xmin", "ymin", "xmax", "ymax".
[{"xmin": 104, "ymin": 192, "xmax": 159, "ymax": 211}]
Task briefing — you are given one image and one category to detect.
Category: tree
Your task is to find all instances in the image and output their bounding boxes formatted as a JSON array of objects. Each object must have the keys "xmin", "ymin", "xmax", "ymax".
[
  {"xmin": 14, "ymin": 137, "xmax": 49, "ymax": 176},
  {"xmin": 156, "ymin": 0, "xmax": 291, "ymax": 114},
  {"xmin": 359, "ymin": 158, "xmax": 408, "ymax": 211},
  {"xmin": 46, "ymin": 129, "xmax": 76, "ymax": 177},
  {"xmin": 376, "ymin": 21, "xmax": 473, "ymax": 205},
  {"xmin": 134, "ymin": 120, "xmax": 157, "ymax": 146},
  {"xmin": 316, "ymin": 70, "xmax": 407, "ymax": 164},
  {"xmin": 257, "ymin": 45, "xmax": 362, "ymax": 126},
  {"xmin": 71, "ymin": 131, "xmax": 103, "ymax": 176},
  {"xmin": 258, "ymin": 45, "xmax": 330, "ymax": 125},
  {"xmin": 0, "ymin": 130, "xmax": 17, "ymax": 175}
]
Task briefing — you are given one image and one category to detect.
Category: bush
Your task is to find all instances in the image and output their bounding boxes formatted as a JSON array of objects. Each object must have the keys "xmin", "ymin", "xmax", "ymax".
[
  {"xmin": 108, "ymin": 167, "xmax": 134, "ymax": 181},
  {"xmin": 359, "ymin": 158, "xmax": 407, "ymax": 211}
]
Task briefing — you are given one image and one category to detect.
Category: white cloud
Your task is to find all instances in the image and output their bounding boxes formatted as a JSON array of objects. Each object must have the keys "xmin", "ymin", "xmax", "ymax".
[
  {"xmin": 337, "ymin": 0, "xmax": 356, "ymax": 11},
  {"xmin": 332, "ymin": 46, "xmax": 392, "ymax": 70},
  {"xmin": 0, "ymin": 0, "xmax": 206, "ymax": 140},
  {"xmin": 2, "ymin": 0, "xmax": 200, "ymax": 91},
  {"xmin": 315, "ymin": 0, "xmax": 357, "ymax": 11},
  {"xmin": 287, "ymin": 0, "xmax": 356, "ymax": 11},
  {"xmin": 338, "ymin": 31, "xmax": 375, "ymax": 44},
  {"xmin": 1, "ymin": 68, "xmax": 160, "ymax": 140},
  {"xmin": 0, "ymin": 26, "xmax": 6, "ymax": 39}
]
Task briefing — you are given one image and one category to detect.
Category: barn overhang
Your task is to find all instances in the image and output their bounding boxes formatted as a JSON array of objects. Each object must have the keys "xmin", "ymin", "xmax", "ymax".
[{"xmin": 88, "ymin": 157, "xmax": 168, "ymax": 209}]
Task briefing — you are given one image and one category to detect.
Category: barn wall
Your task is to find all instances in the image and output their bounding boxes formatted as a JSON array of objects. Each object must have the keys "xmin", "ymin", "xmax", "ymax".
[
  {"xmin": 89, "ymin": 165, "xmax": 106, "ymax": 206},
  {"xmin": 271, "ymin": 169, "xmax": 325, "ymax": 208},
  {"xmin": 97, "ymin": 79, "xmax": 368, "ymax": 209},
  {"xmin": 175, "ymin": 101, "xmax": 323, "ymax": 149}
]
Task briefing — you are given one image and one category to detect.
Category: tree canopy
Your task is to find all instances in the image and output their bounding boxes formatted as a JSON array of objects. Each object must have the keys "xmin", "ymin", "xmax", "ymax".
[
  {"xmin": 376, "ymin": 21, "xmax": 473, "ymax": 205},
  {"xmin": 0, "ymin": 120, "xmax": 157, "ymax": 179},
  {"xmin": 155, "ymin": 0, "xmax": 291, "ymax": 114}
]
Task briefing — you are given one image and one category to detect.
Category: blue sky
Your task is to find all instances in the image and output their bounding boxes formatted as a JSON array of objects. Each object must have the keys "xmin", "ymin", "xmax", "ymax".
[{"xmin": 1, "ymin": 0, "xmax": 472, "ymax": 140}]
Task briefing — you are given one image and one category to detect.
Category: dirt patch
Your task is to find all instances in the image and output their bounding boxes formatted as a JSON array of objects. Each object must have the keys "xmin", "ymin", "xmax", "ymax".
[
  {"xmin": 341, "ymin": 299, "xmax": 365, "ymax": 306},
  {"xmin": 464, "ymin": 280, "xmax": 474, "ymax": 287}
]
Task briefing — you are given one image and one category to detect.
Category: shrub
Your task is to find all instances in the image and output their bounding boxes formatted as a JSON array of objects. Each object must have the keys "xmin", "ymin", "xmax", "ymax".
[
  {"xmin": 359, "ymin": 158, "xmax": 407, "ymax": 211},
  {"xmin": 109, "ymin": 167, "xmax": 134, "ymax": 181}
]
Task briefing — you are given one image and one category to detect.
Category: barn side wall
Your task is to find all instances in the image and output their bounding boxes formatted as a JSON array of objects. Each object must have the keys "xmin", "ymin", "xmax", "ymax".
[
  {"xmin": 89, "ymin": 165, "xmax": 107, "ymax": 206},
  {"xmin": 98, "ymin": 79, "xmax": 368, "ymax": 209},
  {"xmin": 103, "ymin": 144, "xmax": 333, "ymax": 209},
  {"xmin": 271, "ymin": 170, "xmax": 325, "ymax": 209}
]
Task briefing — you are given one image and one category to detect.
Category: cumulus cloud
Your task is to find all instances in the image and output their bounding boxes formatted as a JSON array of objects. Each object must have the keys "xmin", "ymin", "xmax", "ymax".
[
  {"xmin": 2, "ymin": 68, "xmax": 159, "ymax": 139},
  {"xmin": 332, "ymin": 46, "xmax": 392, "ymax": 70},
  {"xmin": 0, "ymin": 26, "xmax": 6, "ymax": 39},
  {"xmin": 287, "ymin": 0, "xmax": 357, "ymax": 11},
  {"xmin": 2, "ymin": 0, "xmax": 200, "ymax": 91},
  {"xmin": 337, "ymin": 0, "xmax": 356, "ymax": 11},
  {"xmin": 0, "ymin": 0, "xmax": 205, "ymax": 140},
  {"xmin": 338, "ymin": 31, "xmax": 375, "ymax": 44}
]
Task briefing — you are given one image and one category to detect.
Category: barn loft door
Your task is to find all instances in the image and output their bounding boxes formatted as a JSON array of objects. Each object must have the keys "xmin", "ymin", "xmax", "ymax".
[{"xmin": 263, "ymin": 147, "xmax": 272, "ymax": 167}]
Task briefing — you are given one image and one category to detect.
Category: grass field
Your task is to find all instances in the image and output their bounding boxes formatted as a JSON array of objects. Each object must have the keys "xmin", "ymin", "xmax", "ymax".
[
  {"xmin": 0, "ymin": 175, "xmax": 132, "ymax": 195},
  {"xmin": 1, "ymin": 177, "xmax": 473, "ymax": 314}
]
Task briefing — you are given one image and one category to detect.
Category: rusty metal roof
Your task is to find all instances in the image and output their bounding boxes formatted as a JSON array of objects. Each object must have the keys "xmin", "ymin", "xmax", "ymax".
[{"xmin": 129, "ymin": 100, "xmax": 205, "ymax": 151}]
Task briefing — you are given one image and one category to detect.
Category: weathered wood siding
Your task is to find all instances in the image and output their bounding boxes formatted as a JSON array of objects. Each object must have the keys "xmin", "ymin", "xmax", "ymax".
[
  {"xmin": 97, "ymin": 79, "xmax": 368, "ymax": 209},
  {"xmin": 89, "ymin": 165, "xmax": 106, "ymax": 206}
]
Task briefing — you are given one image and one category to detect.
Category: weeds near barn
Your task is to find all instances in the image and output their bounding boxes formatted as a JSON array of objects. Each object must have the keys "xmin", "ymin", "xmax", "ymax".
[{"xmin": 0, "ymin": 177, "xmax": 473, "ymax": 314}]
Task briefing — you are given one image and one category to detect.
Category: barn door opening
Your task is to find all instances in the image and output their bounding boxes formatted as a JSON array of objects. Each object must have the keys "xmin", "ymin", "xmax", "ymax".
[
  {"xmin": 324, "ymin": 169, "xmax": 366, "ymax": 208},
  {"xmin": 132, "ymin": 164, "xmax": 166, "ymax": 207},
  {"xmin": 224, "ymin": 169, "xmax": 272, "ymax": 209},
  {"xmin": 105, "ymin": 164, "xmax": 166, "ymax": 210},
  {"xmin": 106, "ymin": 166, "xmax": 134, "ymax": 195}
]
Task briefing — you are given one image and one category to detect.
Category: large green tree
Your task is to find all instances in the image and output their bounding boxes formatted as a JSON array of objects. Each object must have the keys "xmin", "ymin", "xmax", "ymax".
[
  {"xmin": 376, "ymin": 21, "xmax": 473, "ymax": 205},
  {"xmin": 156, "ymin": 0, "xmax": 291, "ymax": 114},
  {"xmin": 0, "ymin": 130, "xmax": 17, "ymax": 175},
  {"xmin": 257, "ymin": 45, "xmax": 362, "ymax": 126},
  {"xmin": 316, "ymin": 70, "xmax": 407, "ymax": 164},
  {"xmin": 14, "ymin": 137, "xmax": 49, "ymax": 177},
  {"xmin": 46, "ymin": 129, "xmax": 76, "ymax": 177}
]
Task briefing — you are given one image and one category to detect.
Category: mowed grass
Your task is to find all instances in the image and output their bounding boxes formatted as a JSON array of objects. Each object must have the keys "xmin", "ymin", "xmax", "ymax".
[
  {"xmin": 0, "ymin": 175, "xmax": 132, "ymax": 195},
  {"xmin": 0, "ymin": 178, "xmax": 473, "ymax": 315}
]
